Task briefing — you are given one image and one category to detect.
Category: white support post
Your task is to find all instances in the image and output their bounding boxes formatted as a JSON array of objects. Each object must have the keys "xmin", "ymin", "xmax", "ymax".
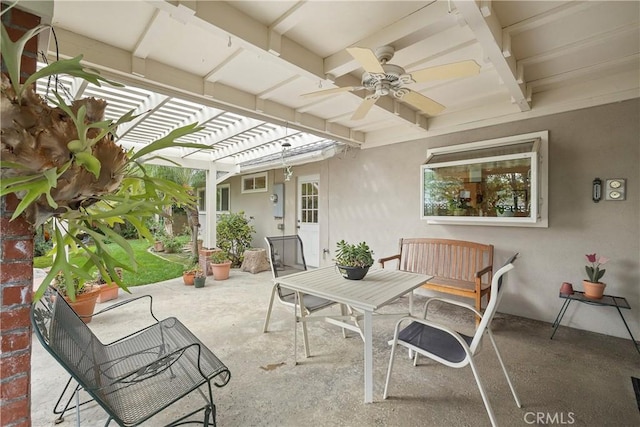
[{"xmin": 204, "ymin": 163, "xmax": 217, "ymax": 249}]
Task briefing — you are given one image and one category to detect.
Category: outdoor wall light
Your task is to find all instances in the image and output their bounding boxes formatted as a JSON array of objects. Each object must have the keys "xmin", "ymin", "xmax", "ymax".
[{"xmin": 592, "ymin": 177, "xmax": 602, "ymax": 203}]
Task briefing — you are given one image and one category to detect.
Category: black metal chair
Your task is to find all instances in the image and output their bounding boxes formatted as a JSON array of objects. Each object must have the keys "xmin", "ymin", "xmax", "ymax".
[
  {"xmin": 383, "ymin": 254, "xmax": 521, "ymax": 427},
  {"xmin": 31, "ymin": 288, "xmax": 231, "ymax": 426},
  {"xmin": 262, "ymin": 235, "xmax": 343, "ymax": 358}
]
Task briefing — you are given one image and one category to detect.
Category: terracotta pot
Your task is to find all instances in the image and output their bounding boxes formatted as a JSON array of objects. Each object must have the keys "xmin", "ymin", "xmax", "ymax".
[
  {"xmin": 583, "ymin": 280, "xmax": 606, "ymax": 299},
  {"xmin": 210, "ymin": 261, "xmax": 232, "ymax": 280},
  {"xmin": 559, "ymin": 282, "xmax": 574, "ymax": 295},
  {"xmin": 64, "ymin": 286, "xmax": 100, "ymax": 323},
  {"xmin": 97, "ymin": 282, "xmax": 119, "ymax": 303},
  {"xmin": 183, "ymin": 272, "xmax": 196, "ymax": 286}
]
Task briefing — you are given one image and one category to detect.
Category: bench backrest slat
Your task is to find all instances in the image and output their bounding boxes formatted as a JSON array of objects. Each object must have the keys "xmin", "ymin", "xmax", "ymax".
[{"xmin": 398, "ymin": 238, "xmax": 493, "ymax": 282}]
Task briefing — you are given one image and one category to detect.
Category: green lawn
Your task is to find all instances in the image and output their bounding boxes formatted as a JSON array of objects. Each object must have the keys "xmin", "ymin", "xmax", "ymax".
[{"xmin": 34, "ymin": 239, "xmax": 194, "ymax": 286}]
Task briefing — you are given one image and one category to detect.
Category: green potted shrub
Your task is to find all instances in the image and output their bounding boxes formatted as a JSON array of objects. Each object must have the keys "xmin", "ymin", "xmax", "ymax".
[
  {"xmin": 216, "ymin": 211, "xmax": 255, "ymax": 267},
  {"xmin": 334, "ymin": 240, "xmax": 374, "ymax": 280},
  {"xmin": 210, "ymin": 250, "xmax": 232, "ymax": 280}
]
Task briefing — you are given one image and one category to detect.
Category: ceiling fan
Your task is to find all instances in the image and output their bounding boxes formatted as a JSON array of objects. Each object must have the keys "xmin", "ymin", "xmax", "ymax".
[{"xmin": 302, "ymin": 46, "xmax": 480, "ymax": 120}]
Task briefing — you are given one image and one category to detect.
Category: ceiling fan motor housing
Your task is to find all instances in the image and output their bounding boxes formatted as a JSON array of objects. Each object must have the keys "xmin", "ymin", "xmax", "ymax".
[{"xmin": 361, "ymin": 63, "xmax": 406, "ymax": 89}]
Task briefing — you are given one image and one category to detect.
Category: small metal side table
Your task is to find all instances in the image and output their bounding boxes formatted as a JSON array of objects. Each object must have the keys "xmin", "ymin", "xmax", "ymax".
[{"xmin": 551, "ymin": 290, "xmax": 639, "ymax": 354}]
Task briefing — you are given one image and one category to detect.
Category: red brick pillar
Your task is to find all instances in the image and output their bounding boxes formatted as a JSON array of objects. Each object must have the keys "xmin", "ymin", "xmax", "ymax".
[{"xmin": 1, "ymin": 6, "xmax": 41, "ymax": 427}]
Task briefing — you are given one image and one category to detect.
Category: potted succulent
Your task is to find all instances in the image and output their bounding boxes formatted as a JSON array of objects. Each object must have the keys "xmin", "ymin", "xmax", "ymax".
[
  {"xmin": 583, "ymin": 253, "xmax": 608, "ymax": 299},
  {"xmin": 52, "ymin": 272, "xmax": 100, "ymax": 323},
  {"xmin": 335, "ymin": 240, "xmax": 374, "ymax": 280},
  {"xmin": 210, "ymin": 250, "xmax": 232, "ymax": 280},
  {"xmin": 182, "ymin": 264, "xmax": 203, "ymax": 286},
  {"xmin": 194, "ymin": 267, "xmax": 206, "ymax": 288}
]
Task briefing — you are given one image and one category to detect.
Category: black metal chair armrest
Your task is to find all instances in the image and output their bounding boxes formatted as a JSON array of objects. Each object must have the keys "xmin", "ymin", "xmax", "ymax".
[
  {"xmin": 107, "ymin": 342, "xmax": 206, "ymax": 387},
  {"xmin": 91, "ymin": 294, "xmax": 158, "ymax": 322}
]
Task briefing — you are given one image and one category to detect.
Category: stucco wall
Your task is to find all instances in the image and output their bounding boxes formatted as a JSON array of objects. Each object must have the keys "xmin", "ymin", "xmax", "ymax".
[
  {"xmin": 224, "ymin": 99, "xmax": 639, "ymax": 340},
  {"xmin": 323, "ymin": 99, "xmax": 639, "ymax": 340}
]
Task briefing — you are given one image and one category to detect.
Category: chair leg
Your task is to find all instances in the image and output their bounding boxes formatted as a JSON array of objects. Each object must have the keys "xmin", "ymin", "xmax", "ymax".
[
  {"xmin": 383, "ymin": 333, "xmax": 400, "ymax": 399},
  {"xmin": 469, "ymin": 359, "xmax": 498, "ymax": 427},
  {"xmin": 262, "ymin": 285, "xmax": 278, "ymax": 333},
  {"xmin": 488, "ymin": 331, "xmax": 522, "ymax": 408}
]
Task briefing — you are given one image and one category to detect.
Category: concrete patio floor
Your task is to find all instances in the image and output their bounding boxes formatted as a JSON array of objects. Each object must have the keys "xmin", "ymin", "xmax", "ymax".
[{"xmin": 31, "ymin": 269, "xmax": 639, "ymax": 426}]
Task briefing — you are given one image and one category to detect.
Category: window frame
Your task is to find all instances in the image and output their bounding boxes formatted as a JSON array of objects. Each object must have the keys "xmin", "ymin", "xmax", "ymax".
[
  {"xmin": 241, "ymin": 172, "xmax": 268, "ymax": 194},
  {"xmin": 197, "ymin": 184, "xmax": 230, "ymax": 213},
  {"xmin": 420, "ymin": 130, "xmax": 548, "ymax": 228}
]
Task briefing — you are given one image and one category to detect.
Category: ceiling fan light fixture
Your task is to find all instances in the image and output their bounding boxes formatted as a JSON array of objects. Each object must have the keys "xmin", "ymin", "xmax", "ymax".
[{"xmin": 301, "ymin": 45, "xmax": 477, "ymax": 120}]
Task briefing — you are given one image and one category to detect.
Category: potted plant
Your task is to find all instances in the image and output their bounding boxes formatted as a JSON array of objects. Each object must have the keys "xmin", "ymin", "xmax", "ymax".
[
  {"xmin": 1, "ymin": 14, "xmax": 209, "ymax": 302},
  {"xmin": 216, "ymin": 211, "xmax": 255, "ymax": 267},
  {"xmin": 210, "ymin": 250, "xmax": 232, "ymax": 280},
  {"xmin": 335, "ymin": 240, "xmax": 374, "ymax": 280},
  {"xmin": 96, "ymin": 267, "xmax": 123, "ymax": 303},
  {"xmin": 183, "ymin": 264, "xmax": 203, "ymax": 286},
  {"xmin": 52, "ymin": 272, "xmax": 100, "ymax": 323},
  {"xmin": 583, "ymin": 253, "xmax": 608, "ymax": 299},
  {"xmin": 194, "ymin": 268, "xmax": 206, "ymax": 288}
]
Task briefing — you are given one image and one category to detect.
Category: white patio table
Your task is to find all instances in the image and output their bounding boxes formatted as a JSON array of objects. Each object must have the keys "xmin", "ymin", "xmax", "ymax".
[{"xmin": 275, "ymin": 265, "xmax": 432, "ymax": 403}]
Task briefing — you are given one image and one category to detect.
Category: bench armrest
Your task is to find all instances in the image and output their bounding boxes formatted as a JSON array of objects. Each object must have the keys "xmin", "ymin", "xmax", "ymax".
[
  {"xmin": 378, "ymin": 254, "xmax": 400, "ymax": 268},
  {"xmin": 475, "ymin": 265, "xmax": 493, "ymax": 278}
]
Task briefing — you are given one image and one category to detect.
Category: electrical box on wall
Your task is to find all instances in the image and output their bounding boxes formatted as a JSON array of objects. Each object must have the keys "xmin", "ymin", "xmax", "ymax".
[
  {"xmin": 272, "ymin": 183, "xmax": 284, "ymax": 217},
  {"xmin": 605, "ymin": 178, "xmax": 626, "ymax": 201}
]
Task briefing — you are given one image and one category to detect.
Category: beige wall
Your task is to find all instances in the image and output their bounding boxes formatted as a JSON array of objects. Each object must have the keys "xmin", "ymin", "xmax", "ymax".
[{"xmin": 225, "ymin": 99, "xmax": 639, "ymax": 340}]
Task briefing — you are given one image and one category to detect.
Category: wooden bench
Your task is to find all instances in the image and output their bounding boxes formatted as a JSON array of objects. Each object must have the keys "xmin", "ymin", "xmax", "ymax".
[{"xmin": 378, "ymin": 238, "xmax": 494, "ymax": 314}]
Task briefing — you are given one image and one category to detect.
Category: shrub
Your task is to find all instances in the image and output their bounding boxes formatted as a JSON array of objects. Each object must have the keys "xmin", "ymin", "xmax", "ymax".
[
  {"xmin": 216, "ymin": 211, "xmax": 255, "ymax": 267},
  {"xmin": 34, "ymin": 227, "xmax": 53, "ymax": 257}
]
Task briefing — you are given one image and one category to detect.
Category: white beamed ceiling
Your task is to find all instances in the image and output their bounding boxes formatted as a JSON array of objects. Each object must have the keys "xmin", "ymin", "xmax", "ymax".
[{"xmin": 42, "ymin": 0, "xmax": 639, "ymax": 169}]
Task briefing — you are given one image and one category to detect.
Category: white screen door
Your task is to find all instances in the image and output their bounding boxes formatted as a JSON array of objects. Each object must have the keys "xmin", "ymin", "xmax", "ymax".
[{"xmin": 297, "ymin": 175, "xmax": 320, "ymax": 267}]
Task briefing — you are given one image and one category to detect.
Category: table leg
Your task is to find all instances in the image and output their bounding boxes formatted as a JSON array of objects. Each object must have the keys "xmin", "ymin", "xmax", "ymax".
[
  {"xmin": 363, "ymin": 310, "xmax": 373, "ymax": 403},
  {"xmin": 614, "ymin": 306, "xmax": 640, "ymax": 354},
  {"xmin": 550, "ymin": 300, "xmax": 572, "ymax": 339}
]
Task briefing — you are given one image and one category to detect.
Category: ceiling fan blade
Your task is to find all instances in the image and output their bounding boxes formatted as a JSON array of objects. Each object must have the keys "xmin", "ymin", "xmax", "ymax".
[
  {"xmin": 351, "ymin": 96, "xmax": 378, "ymax": 120},
  {"xmin": 346, "ymin": 47, "xmax": 385, "ymax": 74},
  {"xmin": 399, "ymin": 90, "xmax": 445, "ymax": 116},
  {"xmin": 409, "ymin": 60, "xmax": 480, "ymax": 83},
  {"xmin": 301, "ymin": 86, "xmax": 357, "ymax": 98}
]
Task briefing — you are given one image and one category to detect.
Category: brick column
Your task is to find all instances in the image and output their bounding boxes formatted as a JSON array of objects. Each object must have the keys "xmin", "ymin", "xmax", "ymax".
[{"xmin": 1, "ymin": 6, "xmax": 41, "ymax": 427}]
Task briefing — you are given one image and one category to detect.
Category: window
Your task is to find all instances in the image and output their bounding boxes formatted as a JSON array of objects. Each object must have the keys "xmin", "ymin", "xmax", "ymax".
[
  {"xmin": 300, "ymin": 181, "xmax": 319, "ymax": 224},
  {"xmin": 217, "ymin": 185, "xmax": 230, "ymax": 212},
  {"xmin": 421, "ymin": 131, "xmax": 548, "ymax": 227},
  {"xmin": 198, "ymin": 184, "xmax": 230, "ymax": 213},
  {"xmin": 241, "ymin": 172, "xmax": 268, "ymax": 193}
]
